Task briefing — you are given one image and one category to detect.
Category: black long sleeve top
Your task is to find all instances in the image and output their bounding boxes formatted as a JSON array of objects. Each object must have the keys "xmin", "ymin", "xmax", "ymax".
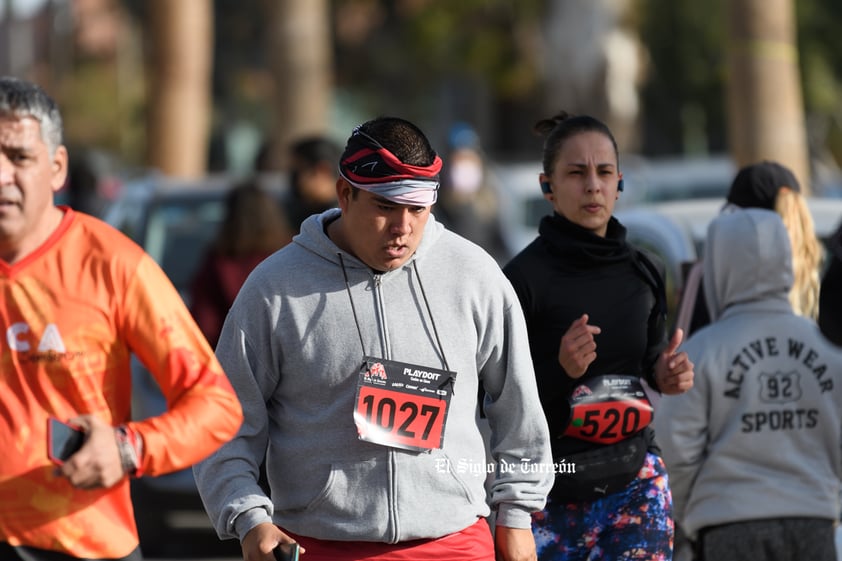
[
  {"xmin": 503, "ymin": 212, "xmax": 668, "ymax": 459},
  {"xmin": 819, "ymin": 224, "xmax": 842, "ymax": 346}
]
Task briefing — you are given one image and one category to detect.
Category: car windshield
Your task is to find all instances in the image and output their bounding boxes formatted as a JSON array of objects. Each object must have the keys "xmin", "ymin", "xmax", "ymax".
[
  {"xmin": 642, "ymin": 180, "xmax": 731, "ymax": 203},
  {"xmin": 142, "ymin": 196, "xmax": 227, "ymax": 301}
]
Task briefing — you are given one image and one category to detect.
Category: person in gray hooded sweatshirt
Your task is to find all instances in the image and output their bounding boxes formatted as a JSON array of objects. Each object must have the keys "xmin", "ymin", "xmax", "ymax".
[
  {"xmin": 655, "ymin": 207, "xmax": 842, "ymax": 561},
  {"xmin": 194, "ymin": 116, "xmax": 553, "ymax": 561}
]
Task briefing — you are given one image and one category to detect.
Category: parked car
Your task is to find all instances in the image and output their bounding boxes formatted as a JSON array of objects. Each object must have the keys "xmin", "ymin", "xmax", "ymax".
[
  {"xmin": 615, "ymin": 197, "xmax": 842, "ymax": 329},
  {"xmin": 485, "ymin": 160, "xmax": 548, "ymax": 259},
  {"xmin": 621, "ymin": 154, "xmax": 735, "ymax": 206},
  {"xmin": 104, "ymin": 173, "xmax": 287, "ymax": 556}
]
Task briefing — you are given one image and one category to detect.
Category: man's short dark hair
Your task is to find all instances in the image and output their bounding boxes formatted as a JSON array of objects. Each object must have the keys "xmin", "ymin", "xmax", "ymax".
[{"xmin": 355, "ymin": 117, "xmax": 437, "ymax": 167}]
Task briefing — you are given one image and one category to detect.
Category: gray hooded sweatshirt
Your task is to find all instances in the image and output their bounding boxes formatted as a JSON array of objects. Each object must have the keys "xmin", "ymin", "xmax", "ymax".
[
  {"xmin": 194, "ymin": 209, "xmax": 553, "ymax": 544},
  {"xmin": 655, "ymin": 208, "xmax": 842, "ymax": 539}
]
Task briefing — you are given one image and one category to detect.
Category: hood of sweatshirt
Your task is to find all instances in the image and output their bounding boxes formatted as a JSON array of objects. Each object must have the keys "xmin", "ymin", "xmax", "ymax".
[{"xmin": 703, "ymin": 207, "xmax": 793, "ymax": 322}]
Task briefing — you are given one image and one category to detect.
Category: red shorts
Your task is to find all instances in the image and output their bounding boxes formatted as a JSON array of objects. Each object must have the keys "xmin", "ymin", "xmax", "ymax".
[{"xmin": 283, "ymin": 518, "xmax": 494, "ymax": 561}]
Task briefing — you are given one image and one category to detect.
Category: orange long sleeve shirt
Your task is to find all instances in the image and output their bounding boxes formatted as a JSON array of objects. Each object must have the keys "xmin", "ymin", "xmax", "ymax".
[{"xmin": 0, "ymin": 208, "xmax": 243, "ymax": 559}]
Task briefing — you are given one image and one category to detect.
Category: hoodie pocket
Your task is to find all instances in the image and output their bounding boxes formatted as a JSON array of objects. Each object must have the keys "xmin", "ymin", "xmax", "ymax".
[
  {"xmin": 396, "ymin": 450, "xmax": 487, "ymax": 511},
  {"xmin": 283, "ymin": 451, "xmax": 489, "ymax": 541},
  {"xmin": 390, "ymin": 450, "xmax": 491, "ymax": 539},
  {"xmin": 304, "ymin": 458, "xmax": 391, "ymax": 522}
]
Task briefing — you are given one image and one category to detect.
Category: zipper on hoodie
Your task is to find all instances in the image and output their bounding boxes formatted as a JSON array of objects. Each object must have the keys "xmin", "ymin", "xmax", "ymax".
[
  {"xmin": 372, "ymin": 273, "xmax": 392, "ymax": 359},
  {"xmin": 372, "ymin": 271, "xmax": 400, "ymax": 542},
  {"xmin": 364, "ymin": 265, "xmax": 447, "ymax": 542}
]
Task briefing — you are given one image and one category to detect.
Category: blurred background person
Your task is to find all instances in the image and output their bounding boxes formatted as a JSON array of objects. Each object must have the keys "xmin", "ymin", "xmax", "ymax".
[
  {"xmin": 284, "ymin": 135, "xmax": 342, "ymax": 233},
  {"xmin": 672, "ymin": 159, "xmax": 826, "ymax": 560},
  {"xmin": 258, "ymin": 135, "xmax": 342, "ymax": 235},
  {"xmin": 819, "ymin": 221, "xmax": 842, "ymax": 346},
  {"xmin": 676, "ymin": 160, "xmax": 824, "ymax": 335},
  {"xmin": 62, "ymin": 148, "xmax": 111, "ymax": 218},
  {"xmin": 657, "ymin": 208, "xmax": 842, "ymax": 561},
  {"xmin": 436, "ymin": 122, "xmax": 509, "ymax": 264},
  {"xmin": 189, "ymin": 178, "xmax": 291, "ymax": 348}
]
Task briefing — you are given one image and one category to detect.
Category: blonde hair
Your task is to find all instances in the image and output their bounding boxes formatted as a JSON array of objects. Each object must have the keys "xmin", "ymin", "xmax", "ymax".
[{"xmin": 775, "ymin": 187, "xmax": 824, "ymax": 318}]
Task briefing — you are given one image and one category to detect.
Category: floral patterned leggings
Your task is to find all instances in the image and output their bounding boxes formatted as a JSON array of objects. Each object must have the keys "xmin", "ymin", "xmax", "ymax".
[{"xmin": 532, "ymin": 453, "xmax": 674, "ymax": 561}]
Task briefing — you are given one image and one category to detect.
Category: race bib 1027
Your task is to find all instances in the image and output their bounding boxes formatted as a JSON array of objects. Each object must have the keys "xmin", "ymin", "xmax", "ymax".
[{"xmin": 353, "ymin": 357, "xmax": 455, "ymax": 452}]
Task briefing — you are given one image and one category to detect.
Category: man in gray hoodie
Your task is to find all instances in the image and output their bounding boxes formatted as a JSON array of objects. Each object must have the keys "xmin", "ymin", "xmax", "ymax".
[
  {"xmin": 656, "ymin": 207, "xmax": 842, "ymax": 561},
  {"xmin": 194, "ymin": 116, "xmax": 553, "ymax": 561}
]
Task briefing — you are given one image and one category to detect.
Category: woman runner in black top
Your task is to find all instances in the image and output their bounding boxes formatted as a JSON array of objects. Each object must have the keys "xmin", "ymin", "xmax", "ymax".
[{"xmin": 503, "ymin": 111, "xmax": 694, "ymax": 561}]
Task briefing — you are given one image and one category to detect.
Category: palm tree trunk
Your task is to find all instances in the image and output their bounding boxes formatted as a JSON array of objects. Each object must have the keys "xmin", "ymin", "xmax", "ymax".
[
  {"xmin": 262, "ymin": 0, "xmax": 333, "ymax": 170},
  {"xmin": 725, "ymin": 0, "xmax": 810, "ymax": 192},
  {"xmin": 145, "ymin": 0, "xmax": 213, "ymax": 178}
]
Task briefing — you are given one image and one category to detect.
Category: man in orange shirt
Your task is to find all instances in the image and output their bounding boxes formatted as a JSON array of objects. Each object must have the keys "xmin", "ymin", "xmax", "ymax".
[{"xmin": 0, "ymin": 77, "xmax": 243, "ymax": 560}]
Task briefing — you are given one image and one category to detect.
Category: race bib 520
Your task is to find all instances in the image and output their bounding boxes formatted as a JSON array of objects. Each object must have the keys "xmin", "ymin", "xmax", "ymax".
[{"xmin": 563, "ymin": 375, "xmax": 653, "ymax": 445}]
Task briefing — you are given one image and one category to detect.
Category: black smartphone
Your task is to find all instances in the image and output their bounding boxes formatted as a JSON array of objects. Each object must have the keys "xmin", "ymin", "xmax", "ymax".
[
  {"xmin": 273, "ymin": 543, "xmax": 300, "ymax": 561},
  {"xmin": 47, "ymin": 417, "xmax": 85, "ymax": 465}
]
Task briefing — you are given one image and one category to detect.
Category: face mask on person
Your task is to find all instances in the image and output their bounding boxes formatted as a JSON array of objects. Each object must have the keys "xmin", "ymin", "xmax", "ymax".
[{"xmin": 448, "ymin": 157, "xmax": 484, "ymax": 195}]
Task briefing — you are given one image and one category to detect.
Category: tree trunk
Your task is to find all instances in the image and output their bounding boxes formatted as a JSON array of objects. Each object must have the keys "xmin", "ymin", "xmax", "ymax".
[
  {"xmin": 262, "ymin": 0, "xmax": 333, "ymax": 171},
  {"xmin": 145, "ymin": 0, "xmax": 213, "ymax": 178},
  {"xmin": 725, "ymin": 0, "xmax": 810, "ymax": 192},
  {"xmin": 542, "ymin": 0, "xmax": 644, "ymax": 153}
]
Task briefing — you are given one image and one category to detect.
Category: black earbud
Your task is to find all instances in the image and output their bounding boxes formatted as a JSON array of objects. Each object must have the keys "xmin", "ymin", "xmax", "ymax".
[{"xmin": 618, "ymin": 178, "xmax": 624, "ymax": 192}]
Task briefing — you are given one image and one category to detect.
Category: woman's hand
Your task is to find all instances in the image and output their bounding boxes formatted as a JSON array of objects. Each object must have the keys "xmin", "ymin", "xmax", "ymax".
[
  {"xmin": 557, "ymin": 314, "xmax": 601, "ymax": 378},
  {"xmin": 654, "ymin": 328, "xmax": 694, "ymax": 395}
]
